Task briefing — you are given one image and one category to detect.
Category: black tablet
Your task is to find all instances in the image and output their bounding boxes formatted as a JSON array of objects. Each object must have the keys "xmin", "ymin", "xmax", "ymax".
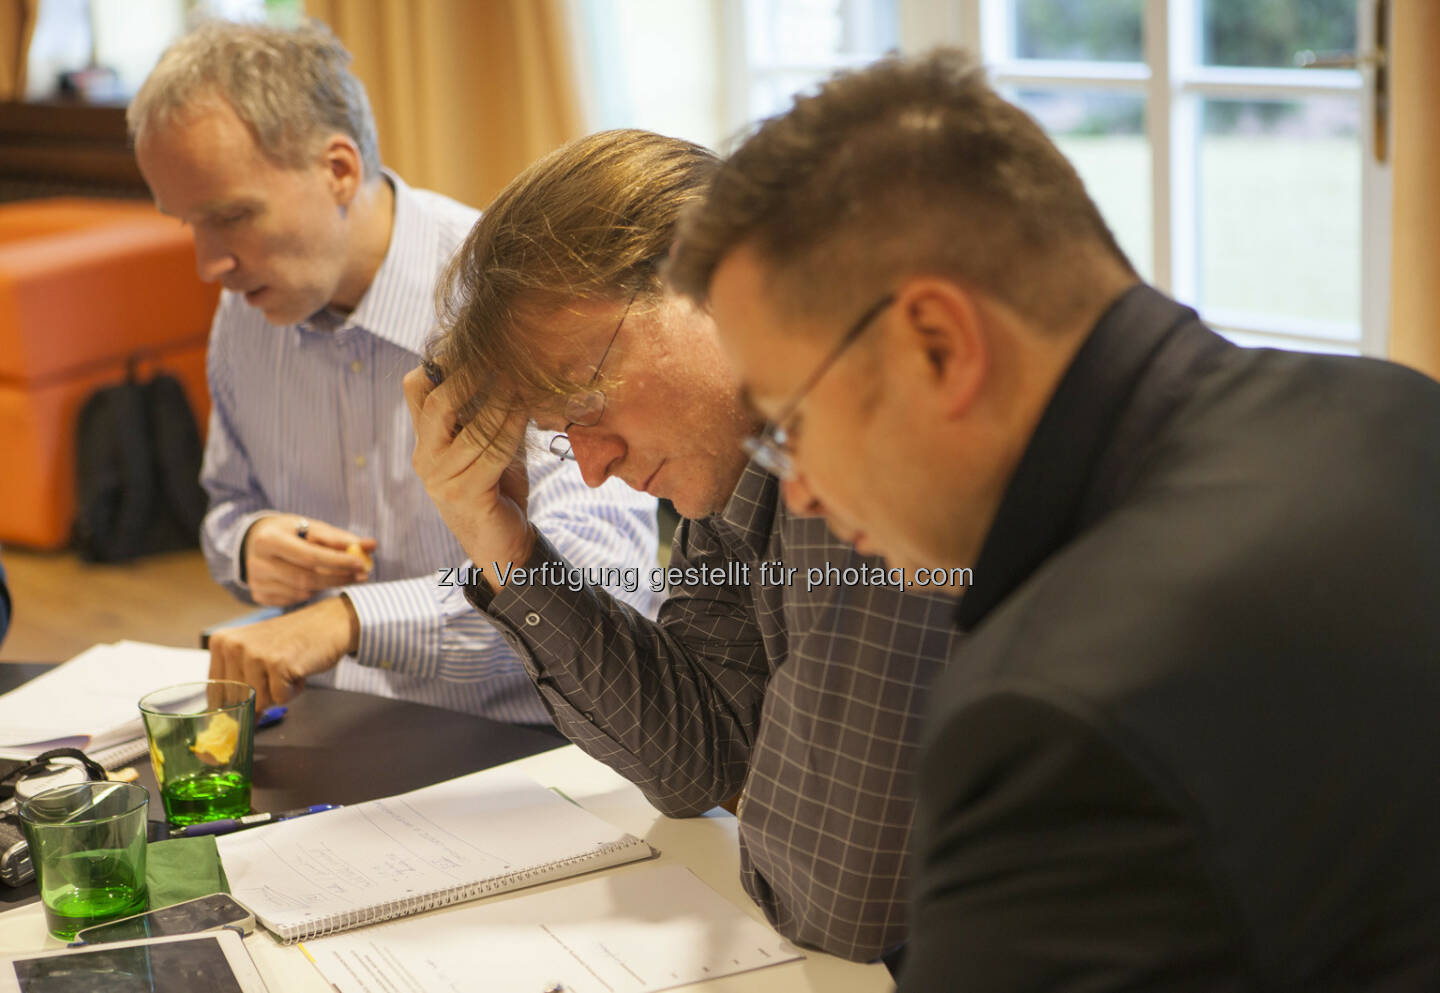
[{"xmin": 0, "ymin": 931, "xmax": 268, "ymax": 993}]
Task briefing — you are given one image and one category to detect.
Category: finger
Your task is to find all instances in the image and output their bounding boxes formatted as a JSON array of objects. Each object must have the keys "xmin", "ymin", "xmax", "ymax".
[
  {"xmin": 260, "ymin": 553, "xmax": 351, "ymax": 590},
  {"xmin": 279, "ymin": 551, "xmax": 368, "ymax": 581},
  {"xmin": 241, "ymin": 653, "xmax": 273, "ymax": 714},
  {"xmin": 213, "ymin": 639, "xmax": 260, "ymax": 708},
  {"xmin": 416, "ymin": 376, "xmax": 473, "ymax": 454},
  {"xmin": 208, "ymin": 640, "xmax": 230, "ymax": 681},
  {"xmin": 445, "ymin": 405, "xmax": 530, "ymax": 488},
  {"xmin": 257, "ymin": 529, "xmax": 368, "ymax": 571},
  {"xmin": 299, "ymin": 519, "xmax": 372, "ymax": 553},
  {"xmin": 268, "ymin": 668, "xmax": 297, "ymax": 708},
  {"xmin": 402, "ymin": 366, "xmax": 435, "ymax": 426},
  {"xmin": 250, "ymin": 517, "xmax": 366, "ymax": 574}
]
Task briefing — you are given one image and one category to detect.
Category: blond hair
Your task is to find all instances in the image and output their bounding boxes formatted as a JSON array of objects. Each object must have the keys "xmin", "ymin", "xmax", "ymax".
[
  {"xmin": 431, "ymin": 129, "xmax": 718, "ymax": 442},
  {"xmin": 128, "ymin": 19, "xmax": 380, "ymax": 180}
]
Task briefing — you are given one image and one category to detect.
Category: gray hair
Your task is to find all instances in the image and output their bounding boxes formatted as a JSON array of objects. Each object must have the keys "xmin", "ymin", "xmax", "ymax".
[{"xmin": 128, "ymin": 19, "xmax": 381, "ymax": 180}]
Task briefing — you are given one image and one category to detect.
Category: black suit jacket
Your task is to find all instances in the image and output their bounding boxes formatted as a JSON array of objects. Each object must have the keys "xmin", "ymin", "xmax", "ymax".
[{"xmin": 901, "ymin": 286, "xmax": 1440, "ymax": 991}]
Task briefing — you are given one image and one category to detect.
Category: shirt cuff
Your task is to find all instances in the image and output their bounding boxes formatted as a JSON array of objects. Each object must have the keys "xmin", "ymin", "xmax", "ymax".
[
  {"xmin": 343, "ymin": 580, "xmax": 446, "ymax": 679},
  {"xmin": 462, "ymin": 535, "xmax": 573, "ymax": 649}
]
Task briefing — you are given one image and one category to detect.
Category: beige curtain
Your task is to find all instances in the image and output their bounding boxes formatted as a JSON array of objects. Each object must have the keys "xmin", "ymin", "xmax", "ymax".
[
  {"xmin": 1388, "ymin": 0, "xmax": 1440, "ymax": 380},
  {"xmin": 0, "ymin": 0, "xmax": 39, "ymax": 101},
  {"xmin": 307, "ymin": 0, "xmax": 583, "ymax": 210}
]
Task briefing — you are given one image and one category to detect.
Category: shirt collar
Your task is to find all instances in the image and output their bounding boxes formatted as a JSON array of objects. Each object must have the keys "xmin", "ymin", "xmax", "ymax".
[
  {"xmin": 954, "ymin": 283, "xmax": 1215, "ymax": 632},
  {"xmin": 712, "ymin": 458, "xmax": 783, "ymax": 561},
  {"xmin": 334, "ymin": 169, "xmax": 442, "ymax": 355}
]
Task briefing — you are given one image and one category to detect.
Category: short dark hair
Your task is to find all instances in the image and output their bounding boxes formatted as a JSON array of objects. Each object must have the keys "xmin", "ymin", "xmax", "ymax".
[{"xmin": 668, "ymin": 48, "xmax": 1134, "ymax": 328}]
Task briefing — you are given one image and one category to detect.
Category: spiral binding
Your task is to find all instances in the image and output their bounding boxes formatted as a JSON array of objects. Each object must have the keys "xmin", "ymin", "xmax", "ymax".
[{"xmin": 281, "ymin": 835, "xmax": 652, "ymax": 944}]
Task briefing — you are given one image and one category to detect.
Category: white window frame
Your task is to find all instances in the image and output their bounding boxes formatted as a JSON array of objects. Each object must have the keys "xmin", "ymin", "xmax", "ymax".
[{"xmin": 902, "ymin": 0, "xmax": 1390, "ymax": 356}]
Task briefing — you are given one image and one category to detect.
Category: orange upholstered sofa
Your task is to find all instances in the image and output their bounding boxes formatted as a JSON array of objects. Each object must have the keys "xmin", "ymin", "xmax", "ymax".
[{"xmin": 0, "ymin": 198, "xmax": 218, "ymax": 549}]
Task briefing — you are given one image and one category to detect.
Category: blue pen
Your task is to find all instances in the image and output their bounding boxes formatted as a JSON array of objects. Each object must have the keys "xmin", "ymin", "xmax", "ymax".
[
  {"xmin": 169, "ymin": 804, "xmax": 340, "ymax": 838},
  {"xmin": 256, "ymin": 705, "xmax": 288, "ymax": 729}
]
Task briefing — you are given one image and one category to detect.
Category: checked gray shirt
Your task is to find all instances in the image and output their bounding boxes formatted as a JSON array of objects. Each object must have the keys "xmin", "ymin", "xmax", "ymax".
[{"xmin": 466, "ymin": 461, "xmax": 958, "ymax": 961}]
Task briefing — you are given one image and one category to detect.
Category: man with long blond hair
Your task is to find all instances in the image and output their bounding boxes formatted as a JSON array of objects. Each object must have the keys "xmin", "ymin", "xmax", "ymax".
[{"xmin": 403, "ymin": 128, "xmax": 960, "ymax": 963}]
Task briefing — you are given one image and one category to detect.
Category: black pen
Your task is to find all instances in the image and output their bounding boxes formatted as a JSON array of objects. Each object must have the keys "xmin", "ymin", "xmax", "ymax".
[{"xmin": 169, "ymin": 804, "xmax": 340, "ymax": 838}]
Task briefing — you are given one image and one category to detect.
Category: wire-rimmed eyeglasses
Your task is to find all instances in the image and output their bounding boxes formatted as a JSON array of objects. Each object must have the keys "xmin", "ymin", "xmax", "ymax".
[
  {"xmin": 742, "ymin": 292, "xmax": 897, "ymax": 481},
  {"xmin": 547, "ymin": 289, "xmax": 640, "ymax": 462}
]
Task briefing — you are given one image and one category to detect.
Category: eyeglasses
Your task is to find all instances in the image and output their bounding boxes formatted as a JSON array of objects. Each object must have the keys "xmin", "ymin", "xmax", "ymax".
[
  {"xmin": 548, "ymin": 289, "xmax": 639, "ymax": 462},
  {"xmin": 742, "ymin": 292, "xmax": 896, "ymax": 480}
]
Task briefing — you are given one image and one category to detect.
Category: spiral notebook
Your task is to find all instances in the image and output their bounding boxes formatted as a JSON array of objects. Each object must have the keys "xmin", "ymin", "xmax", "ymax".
[{"xmin": 215, "ymin": 764, "xmax": 655, "ymax": 942}]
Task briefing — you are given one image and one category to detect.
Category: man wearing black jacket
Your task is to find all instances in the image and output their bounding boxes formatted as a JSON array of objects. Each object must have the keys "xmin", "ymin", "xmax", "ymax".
[{"xmin": 674, "ymin": 48, "xmax": 1440, "ymax": 991}]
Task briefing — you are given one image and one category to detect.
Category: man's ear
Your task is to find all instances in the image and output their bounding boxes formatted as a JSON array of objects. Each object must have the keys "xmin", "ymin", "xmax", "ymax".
[
  {"xmin": 895, "ymin": 278, "xmax": 986, "ymax": 419},
  {"xmin": 320, "ymin": 133, "xmax": 364, "ymax": 207}
]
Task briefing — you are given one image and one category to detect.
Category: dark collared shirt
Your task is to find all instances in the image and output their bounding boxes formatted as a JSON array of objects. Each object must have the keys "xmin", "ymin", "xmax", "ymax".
[{"xmin": 467, "ymin": 461, "xmax": 959, "ymax": 961}]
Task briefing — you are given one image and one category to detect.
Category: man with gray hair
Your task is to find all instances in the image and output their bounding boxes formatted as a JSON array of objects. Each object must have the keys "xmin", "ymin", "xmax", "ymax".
[{"xmin": 130, "ymin": 19, "xmax": 659, "ymax": 720}]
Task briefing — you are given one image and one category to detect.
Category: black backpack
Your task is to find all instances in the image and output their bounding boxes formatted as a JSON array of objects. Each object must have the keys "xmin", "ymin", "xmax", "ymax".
[{"xmin": 72, "ymin": 367, "xmax": 207, "ymax": 563}]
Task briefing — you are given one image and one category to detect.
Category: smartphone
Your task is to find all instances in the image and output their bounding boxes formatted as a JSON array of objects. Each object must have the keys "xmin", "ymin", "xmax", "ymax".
[
  {"xmin": 73, "ymin": 893, "xmax": 255, "ymax": 945},
  {"xmin": 2, "ymin": 931, "xmax": 269, "ymax": 993}
]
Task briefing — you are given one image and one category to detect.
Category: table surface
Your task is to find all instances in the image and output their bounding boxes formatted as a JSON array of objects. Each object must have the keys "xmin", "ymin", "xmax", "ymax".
[
  {"xmin": 0, "ymin": 661, "xmax": 566, "ymax": 906},
  {"xmin": 0, "ymin": 663, "xmax": 894, "ymax": 992}
]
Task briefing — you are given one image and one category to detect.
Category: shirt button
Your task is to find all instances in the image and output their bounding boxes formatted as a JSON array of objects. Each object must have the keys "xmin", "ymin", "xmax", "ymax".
[
  {"xmin": 524, "ymin": 612, "xmax": 541, "ymax": 627},
  {"xmin": 354, "ymin": 455, "xmax": 367, "ymax": 468},
  {"xmin": 350, "ymin": 360, "xmax": 363, "ymax": 373}
]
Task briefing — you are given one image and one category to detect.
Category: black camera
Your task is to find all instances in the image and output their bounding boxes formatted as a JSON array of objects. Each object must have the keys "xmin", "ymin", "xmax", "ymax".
[{"xmin": 0, "ymin": 750, "xmax": 110, "ymax": 886}]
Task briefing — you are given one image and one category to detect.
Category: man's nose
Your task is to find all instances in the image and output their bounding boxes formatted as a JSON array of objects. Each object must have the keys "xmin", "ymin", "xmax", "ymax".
[
  {"xmin": 781, "ymin": 474, "xmax": 826, "ymax": 517},
  {"xmin": 193, "ymin": 234, "xmax": 237, "ymax": 283},
  {"xmin": 566, "ymin": 430, "xmax": 626, "ymax": 489}
]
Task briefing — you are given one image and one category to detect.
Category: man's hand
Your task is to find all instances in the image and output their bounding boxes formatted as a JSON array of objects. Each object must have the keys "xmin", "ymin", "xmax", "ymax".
[
  {"xmin": 402, "ymin": 366, "xmax": 537, "ymax": 593},
  {"xmin": 243, "ymin": 514, "xmax": 376, "ymax": 606},
  {"xmin": 208, "ymin": 597, "xmax": 360, "ymax": 712}
]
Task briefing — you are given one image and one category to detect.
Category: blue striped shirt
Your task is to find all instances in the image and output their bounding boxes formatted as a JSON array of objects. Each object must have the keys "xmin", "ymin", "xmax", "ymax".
[{"xmin": 199, "ymin": 172, "xmax": 661, "ymax": 723}]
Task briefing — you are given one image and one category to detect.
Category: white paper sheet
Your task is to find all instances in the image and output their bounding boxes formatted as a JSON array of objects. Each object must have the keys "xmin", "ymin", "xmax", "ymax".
[
  {"xmin": 0, "ymin": 641, "xmax": 209, "ymax": 756},
  {"xmin": 302, "ymin": 864, "xmax": 803, "ymax": 993},
  {"xmin": 217, "ymin": 766, "xmax": 652, "ymax": 941}
]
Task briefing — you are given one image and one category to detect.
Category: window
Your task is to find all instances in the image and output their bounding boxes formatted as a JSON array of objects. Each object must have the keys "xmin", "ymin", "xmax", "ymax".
[
  {"xmin": 573, "ymin": 1, "xmax": 1386, "ymax": 355},
  {"xmin": 24, "ymin": 0, "xmax": 299, "ymax": 104},
  {"xmin": 727, "ymin": 0, "xmax": 898, "ymax": 127},
  {"xmin": 920, "ymin": 0, "xmax": 1388, "ymax": 356}
]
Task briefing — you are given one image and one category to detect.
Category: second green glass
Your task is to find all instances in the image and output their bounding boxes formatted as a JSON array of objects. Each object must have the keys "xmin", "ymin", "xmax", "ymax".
[
  {"xmin": 139, "ymin": 680, "xmax": 255, "ymax": 826},
  {"xmin": 19, "ymin": 781, "xmax": 149, "ymax": 939}
]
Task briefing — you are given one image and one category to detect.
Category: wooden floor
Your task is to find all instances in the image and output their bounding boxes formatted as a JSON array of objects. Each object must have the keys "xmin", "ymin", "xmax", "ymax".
[{"xmin": 0, "ymin": 547, "xmax": 240, "ymax": 663}]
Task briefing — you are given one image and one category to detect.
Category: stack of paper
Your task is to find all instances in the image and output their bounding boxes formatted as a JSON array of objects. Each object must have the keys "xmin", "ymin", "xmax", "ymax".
[{"xmin": 0, "ymin": 641, "xmax": 209, "ymax": 766}]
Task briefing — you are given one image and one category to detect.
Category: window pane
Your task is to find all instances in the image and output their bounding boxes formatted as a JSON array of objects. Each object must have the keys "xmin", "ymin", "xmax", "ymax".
[
  {"xmin": 1202, "ymin": 0, "xmax": 1356, "ymax": 69},
  {"xmin": 749, "ymin": 71, "xmax": 833, "ymax": 122},
  {"xmin": 1013, "ymin": 0, "xmax": 1143, "ymax": 63},
  {"xmin": 1199, "ymin": 97, "xmax": 1360, "ymax": 331},
  {"xmin": 746, "ymin": 0, "xmax": 897, "ymax": 66},
  {"xmin": 1012, "ymin": 89, "xmax": 1151, "ymax": 280}
]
